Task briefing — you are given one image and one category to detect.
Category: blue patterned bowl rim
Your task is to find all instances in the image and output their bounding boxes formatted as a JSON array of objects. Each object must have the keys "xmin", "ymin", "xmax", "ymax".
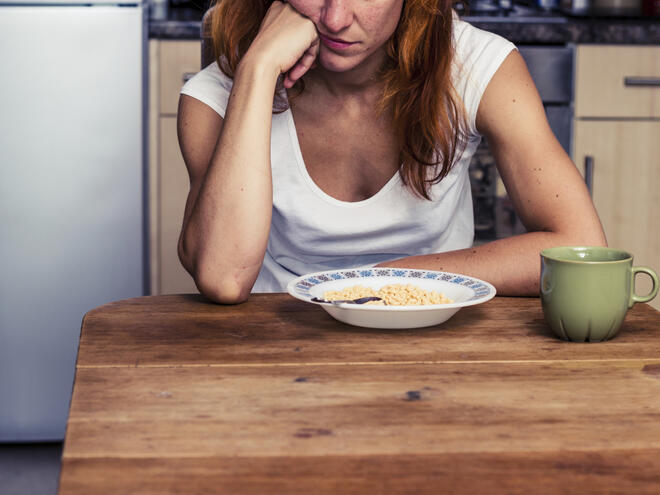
[{"xmin": 287, "ymin": 268, "xmax": 496, "ymax": 309}]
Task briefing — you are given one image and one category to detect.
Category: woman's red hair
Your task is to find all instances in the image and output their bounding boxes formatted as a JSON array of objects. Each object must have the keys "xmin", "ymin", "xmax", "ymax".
[{"xmin": 210, "ymin": 0, "xmax": 467, "ymax": 200}]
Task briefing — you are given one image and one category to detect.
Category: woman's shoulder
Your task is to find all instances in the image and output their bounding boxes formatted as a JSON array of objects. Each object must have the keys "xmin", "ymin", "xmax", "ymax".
[
  {"xmin": 180, "ymin": 60, "xmax": 234, "ymax": 118},
  {"xmin": 452, "ymin": 17, "xmax": 517, "ymax": 68},
  {"xmin": 451, "ymin": 17, "xmax": 517, "ymax": 134}
]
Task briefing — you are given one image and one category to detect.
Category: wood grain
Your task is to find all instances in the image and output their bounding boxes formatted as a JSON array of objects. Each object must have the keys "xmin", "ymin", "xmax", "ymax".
[
  {"xmin": 59, "ymin": 449, "xmax": 660, "ymax": 495},
  {"xmin": 75, "ymin": 294, "xmax": 660, "ymax": 367},
  {"xmin": 63, "ymin": 361, "xmax": 660, "ymax": 458},
  {"xmin": 60, "ymin": 295, "xmax": 660, "ymax": 494}
]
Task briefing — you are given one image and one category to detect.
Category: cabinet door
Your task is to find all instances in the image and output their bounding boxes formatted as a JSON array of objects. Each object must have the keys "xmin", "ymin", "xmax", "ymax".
[
  {"xmin": 575, "ymin": 45, "xmax": 660, "ymax": 119},
  {"xmin": 159, "ymin": 116, "xmax": 198, "ymax": 294},
  {"xmin": 159, "ymin": 40, "xmax": 201, "ymax": 115},
  {"xmin": 149, "ymin": 39, "xmax": 200, "ymax": 295},
  {"xmin": 574, "ymin": 120, "xmax": 660, "ymax": 310}
]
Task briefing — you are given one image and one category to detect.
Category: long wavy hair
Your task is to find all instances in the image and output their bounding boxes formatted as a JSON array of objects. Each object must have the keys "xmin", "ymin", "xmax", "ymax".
[{"xmin": 210, "ymin": 0, "xmax": 467, "ymax": 200}]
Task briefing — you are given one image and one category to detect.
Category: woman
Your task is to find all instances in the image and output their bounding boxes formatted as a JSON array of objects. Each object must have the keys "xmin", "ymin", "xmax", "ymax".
[{"xmin": 177, "ymin": 0, "xmax": 606, "ymax": 304}]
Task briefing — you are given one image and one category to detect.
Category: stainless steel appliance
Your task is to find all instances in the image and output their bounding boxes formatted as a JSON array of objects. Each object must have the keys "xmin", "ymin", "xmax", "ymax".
[{"xmin": 0, "ymin": 0, "xmax": 147, "ymax": 441}]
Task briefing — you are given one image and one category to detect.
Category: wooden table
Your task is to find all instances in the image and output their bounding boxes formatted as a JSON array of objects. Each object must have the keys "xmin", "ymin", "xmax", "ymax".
[{"xmin": 59, "ymin": 294, "xmax": 660, "ymax": 494}]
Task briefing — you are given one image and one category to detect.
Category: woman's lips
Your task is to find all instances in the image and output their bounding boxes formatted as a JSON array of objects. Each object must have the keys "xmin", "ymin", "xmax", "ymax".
[{"xmin": 319, "ymin": 33, "xmax": 356, "ymax": 51}]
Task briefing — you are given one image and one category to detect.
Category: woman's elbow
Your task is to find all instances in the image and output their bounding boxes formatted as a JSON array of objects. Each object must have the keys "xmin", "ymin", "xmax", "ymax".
[
  {"xmin": 195, "ymin": 272, "xmax": 252, "ymax": 305},
  {"xmin": 188, "ymin": 254, "xmax": 254, "ymax": 305},
  {"xmin": 178, "ymin": 237, "xmax": 194, "ymax": 279},
  {"xmin": 177, "ymin": 233, "xmax": 258, "ymax": 304}
]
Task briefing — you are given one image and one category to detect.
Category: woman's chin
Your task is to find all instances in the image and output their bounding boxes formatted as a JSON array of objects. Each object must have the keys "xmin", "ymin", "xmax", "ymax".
[
  {"xmin": 316, "ymin": 51, "xmax": 360, "ymax": 73},
  {"xmin": 316, "ymin": 45, "xmax": 387, "ymax": 77}
]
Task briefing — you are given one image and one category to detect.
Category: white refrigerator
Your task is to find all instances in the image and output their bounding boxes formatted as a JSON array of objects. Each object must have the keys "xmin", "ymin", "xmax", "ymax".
[{"xmin": 0, "ymin": 0, "xmax": 147, "ymax": 441}]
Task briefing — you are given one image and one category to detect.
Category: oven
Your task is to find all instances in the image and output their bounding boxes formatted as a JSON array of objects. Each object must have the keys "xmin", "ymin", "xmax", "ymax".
[{"xmin": 470, "ymin": 44, "xmax": 575, "ymax": 243}]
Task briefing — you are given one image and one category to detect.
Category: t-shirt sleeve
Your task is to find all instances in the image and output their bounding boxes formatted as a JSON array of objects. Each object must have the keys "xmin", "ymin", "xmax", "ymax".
[
  {"xmin": 452, "ymin": 19, "xmax": 517, "ymax": 136},
  {"xmin": 179, "ymin": 61, "xmax": 233, "ymax": 118}
]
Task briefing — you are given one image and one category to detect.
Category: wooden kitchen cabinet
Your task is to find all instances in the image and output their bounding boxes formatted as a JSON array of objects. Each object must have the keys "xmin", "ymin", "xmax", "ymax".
[
  {"xmin": 149, "ymin": 39, "xmax": 201, "ymax": 294},
  {"xmin": 573, "ymin": 45, "xmax": 660, "ymax": 310},
  {"xmin": 574, "ymin": 45, "xmax": 659, "ymax": 119}
]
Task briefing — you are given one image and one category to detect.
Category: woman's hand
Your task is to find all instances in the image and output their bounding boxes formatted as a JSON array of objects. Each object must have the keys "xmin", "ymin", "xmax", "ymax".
[{"xmin": 245, "ymin": 1, "xmax": 319, "ymax": 88}]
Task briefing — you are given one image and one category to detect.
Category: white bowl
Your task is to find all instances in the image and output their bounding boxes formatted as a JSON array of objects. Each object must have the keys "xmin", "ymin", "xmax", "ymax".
[{"xmin": 286, "ymin": 268, "xmax": 496, "ymax": 329}]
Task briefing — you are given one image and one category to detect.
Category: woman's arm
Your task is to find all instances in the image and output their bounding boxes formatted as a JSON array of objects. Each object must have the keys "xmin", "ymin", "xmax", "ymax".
[
  {"xmin": 378, "ymin": 50, "xmax": 606, "ymax": 295},
  {"xmin": 177, "ymin": 2, "xmax": 318, "ymax": 303}
]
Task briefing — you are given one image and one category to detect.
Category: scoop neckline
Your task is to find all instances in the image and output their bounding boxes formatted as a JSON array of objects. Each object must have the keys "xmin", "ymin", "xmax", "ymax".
[{"xmin": 284, "ymin": 99, "xmax": 401, "ymax": 208}]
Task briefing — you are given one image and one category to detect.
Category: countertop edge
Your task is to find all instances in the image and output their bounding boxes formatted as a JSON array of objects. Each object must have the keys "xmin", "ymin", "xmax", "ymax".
[{"xmin": 149, "ymin": 13, "xmax": 660, "ymax": 44}]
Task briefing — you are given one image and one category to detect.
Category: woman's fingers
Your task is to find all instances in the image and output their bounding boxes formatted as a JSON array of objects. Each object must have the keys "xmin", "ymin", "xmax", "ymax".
[
  {"xmin": 283, "ymin": 41, "xmax": 319, "ymax": 88},
  {"xmin": 249, "ymin": 0, "xmax": 319, "ymax": 79}
]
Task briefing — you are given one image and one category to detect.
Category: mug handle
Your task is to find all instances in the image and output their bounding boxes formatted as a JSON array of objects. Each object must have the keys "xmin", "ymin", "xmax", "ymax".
[{"xmin": 630, "ymin": 266, "xmax": 659, "ymax": 308}]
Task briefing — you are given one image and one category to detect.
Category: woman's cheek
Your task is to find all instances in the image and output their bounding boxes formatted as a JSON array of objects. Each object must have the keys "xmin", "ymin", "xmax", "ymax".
[{"xmin": 286, "ymin": 0, "xmax": 322, "ymax": 22}]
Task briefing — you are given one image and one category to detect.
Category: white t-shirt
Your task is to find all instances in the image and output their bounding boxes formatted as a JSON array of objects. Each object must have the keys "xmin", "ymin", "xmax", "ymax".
[{"xmin": 180, "ymin": 19, "xmax": 516, "ymax": 292}]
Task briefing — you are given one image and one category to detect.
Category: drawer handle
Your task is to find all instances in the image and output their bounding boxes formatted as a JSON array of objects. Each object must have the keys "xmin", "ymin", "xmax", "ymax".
[
  {"xmin": 584, "ymin": 155, "xmax": 594, "ymax": 197},
  {"xmin": 624, "ymin": 77, "xmax": 660, "ymax": 87},
  {"xmin": 182, "ymin": 72, "xmax": 197, "ymax": 84}
]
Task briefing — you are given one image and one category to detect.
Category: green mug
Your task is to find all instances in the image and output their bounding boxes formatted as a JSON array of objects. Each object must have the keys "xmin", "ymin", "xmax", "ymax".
[{"xmin": 540, "ymin": 246, "xmax": 658, "ymax": 342}]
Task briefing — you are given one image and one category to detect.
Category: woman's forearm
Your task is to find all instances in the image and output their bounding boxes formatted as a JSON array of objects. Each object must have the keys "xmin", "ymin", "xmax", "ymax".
[
  {"xmin": 179, "ymin": 3, "xmax": 320, "ymax": 303},
  {"xmin": 180, "ymin": 57, "xmax": 280, "ymax": 302},
  {"xmin": 377, "ymin": 230, "xmax": 607, "ymax": 296}
]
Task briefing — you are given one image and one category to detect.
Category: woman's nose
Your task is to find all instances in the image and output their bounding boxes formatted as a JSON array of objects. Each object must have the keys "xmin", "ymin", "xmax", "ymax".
[{"xmin": 320, "ymin": 0, "xmax": 353, "ymax": 33}]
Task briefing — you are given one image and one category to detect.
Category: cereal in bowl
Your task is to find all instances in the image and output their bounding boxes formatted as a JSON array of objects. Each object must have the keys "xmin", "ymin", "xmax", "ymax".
[{"xmin": 323, "ymin": 284, "xmax": 453, "ymax": 306}]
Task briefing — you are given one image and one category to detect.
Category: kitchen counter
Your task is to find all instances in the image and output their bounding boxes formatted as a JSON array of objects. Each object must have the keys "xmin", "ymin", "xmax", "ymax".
[
  {"xmin": 150, "ymin": 6, "xmax": 660, "ymax": 44},
  {"xmin": 467, "ymin": 14, "xmax": 660, "ymax": 44}
]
